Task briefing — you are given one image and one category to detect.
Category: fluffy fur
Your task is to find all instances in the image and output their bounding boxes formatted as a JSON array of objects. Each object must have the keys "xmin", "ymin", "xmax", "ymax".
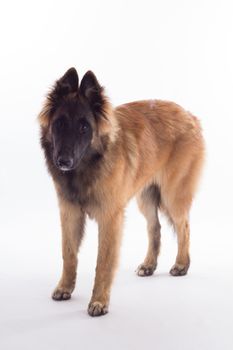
[{"xmin": 39, "ymin": 68, "xmax": 205, "ymax": 316}]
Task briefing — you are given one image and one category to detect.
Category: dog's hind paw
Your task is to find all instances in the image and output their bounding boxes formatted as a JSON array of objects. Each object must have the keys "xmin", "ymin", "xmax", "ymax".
[
  {"xmin": 136, "ymin": 264, "xmax": 156, "ymax": 277},
  {"xmin": 170, "ymin": 264, "xmax": 189, "ymax": 276}
]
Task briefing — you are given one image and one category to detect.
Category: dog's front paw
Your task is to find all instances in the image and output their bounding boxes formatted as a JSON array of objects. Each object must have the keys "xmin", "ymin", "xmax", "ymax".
[
  {"xmin": 52, "ymin": 288, "xmax": 71, "ymax": 301},
  {"xmin": 88, "ymin": 301, "xmax": 108, "ymax": 317}
]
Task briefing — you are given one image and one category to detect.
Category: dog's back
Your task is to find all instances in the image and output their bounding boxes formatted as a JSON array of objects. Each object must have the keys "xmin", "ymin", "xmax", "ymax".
[{"xmin": 114, "ymin": 100, "xmax": 204, "ymax": 203}]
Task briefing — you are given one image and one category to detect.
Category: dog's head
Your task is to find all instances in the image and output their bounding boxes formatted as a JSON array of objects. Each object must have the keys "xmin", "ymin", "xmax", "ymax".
[{"xmin": 39, "ymin": 68, "xmax": 116, "ymax": 172}]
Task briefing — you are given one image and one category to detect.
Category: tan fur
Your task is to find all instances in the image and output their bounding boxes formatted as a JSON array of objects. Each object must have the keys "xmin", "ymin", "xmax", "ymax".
[
  {"xmin": 40, "ymin": 97, "xmax": 204, "ymax": 315},
  {"xmin": 38, "ymin": 99, "xmax": 52, "ymax": 129},
  {"xmin": 52, "ymin": 193, "xmax": 86, "ymax": 301},
  {"xmin": 136, "ymin": 185, "xmax": 161, "ymax": 276}
]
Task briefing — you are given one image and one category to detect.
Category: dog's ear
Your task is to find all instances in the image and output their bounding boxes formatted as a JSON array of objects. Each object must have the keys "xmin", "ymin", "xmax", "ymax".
[
  {"xmin": 38, "ymin": 68, "xmax": 79, "ymax": 128},
  {"xmin": 80, "ymin": 71, "xmax": 104, "ymax": 115},
  {"xmin": 55, "ymin": 67, "xmax": 79, "ymax": 96}
]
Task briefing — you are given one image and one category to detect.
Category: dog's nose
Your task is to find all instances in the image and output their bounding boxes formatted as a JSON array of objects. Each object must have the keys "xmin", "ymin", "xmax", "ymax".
[{"xmin": 57, "ymin": 156, "xmax": 74, "ymax": 170}]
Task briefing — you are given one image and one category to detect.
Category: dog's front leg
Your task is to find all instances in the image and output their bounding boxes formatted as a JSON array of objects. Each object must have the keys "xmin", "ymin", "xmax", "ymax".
[
  {"xmin": 88, "ymin": 210, "xmax": 124, "ymax": 316},
  {"xmin": 52, "ymin": 196, "xmax": 86, "ymax": 301}
]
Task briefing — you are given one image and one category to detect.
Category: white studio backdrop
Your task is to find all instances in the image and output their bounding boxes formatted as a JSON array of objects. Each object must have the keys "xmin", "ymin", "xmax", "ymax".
[{"xmin": 0, "ymin": 1, "xmax": 233, "ymax": 350}]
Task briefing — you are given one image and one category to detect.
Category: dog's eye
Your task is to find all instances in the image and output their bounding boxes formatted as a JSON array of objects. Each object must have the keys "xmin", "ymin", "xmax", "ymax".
[{"xmin": 79, "ymin": 123, "xmax": 89, "ymax": 134}]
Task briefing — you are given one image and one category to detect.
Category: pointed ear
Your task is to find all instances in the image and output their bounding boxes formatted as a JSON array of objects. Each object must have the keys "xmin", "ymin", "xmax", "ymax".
[
  {"xmin": 56, "ymin": 67, "xmax": 79, "ymax": 96},
  {"xmin": 79, "ymin": 71, "xmax": 104, "ymax": 114},
  {"xmin": 38, "ymin": 68, "xmax": 79, "ymax": 128}
]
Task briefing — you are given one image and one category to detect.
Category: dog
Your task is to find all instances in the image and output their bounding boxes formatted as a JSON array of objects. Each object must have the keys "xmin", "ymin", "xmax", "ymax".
[{"xmin": 38, "ymin": 68, "xmax": 205, "ymax": 316}]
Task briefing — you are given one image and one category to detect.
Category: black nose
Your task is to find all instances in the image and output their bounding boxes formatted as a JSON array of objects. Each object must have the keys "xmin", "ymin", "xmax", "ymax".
[{"xmin": 57, "ymin": 156, "xmax": 74, "ymax": 170}]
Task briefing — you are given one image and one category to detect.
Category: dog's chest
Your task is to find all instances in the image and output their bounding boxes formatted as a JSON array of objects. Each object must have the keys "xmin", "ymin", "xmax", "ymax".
[{"xmin": 61, "ymin": 170, "xmax": 100, "ymax": 210}]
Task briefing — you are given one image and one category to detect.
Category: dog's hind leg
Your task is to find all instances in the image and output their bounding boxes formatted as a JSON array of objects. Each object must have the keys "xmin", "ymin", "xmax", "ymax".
[
  {"xmin": 169, "ymin": 216, "xmax": 190, "ymax": 276},
  {"xmin": 161, "ymin": 155, "xmax": 203, "ymax": 276},
  {"xmin": 52, "ymin": 197, "xmax": 86, "ymax": 301},
  {"xmin": 136, "ymin": 185, "xmax": 161, "ymax": 276},
  {"xmin": 161, "ymin": 169, "xmax": 194, "ymax": 276}
]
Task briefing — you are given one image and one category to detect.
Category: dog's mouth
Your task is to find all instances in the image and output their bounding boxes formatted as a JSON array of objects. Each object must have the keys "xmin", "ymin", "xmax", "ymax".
[{"xmin": 58, "ymin": 165, "xmax": 75, "ymax": 172}]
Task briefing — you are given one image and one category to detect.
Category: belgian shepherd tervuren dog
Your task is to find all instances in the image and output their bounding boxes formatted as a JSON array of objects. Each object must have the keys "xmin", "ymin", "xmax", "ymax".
[{"xmin": 39, "ymin": 68, "xmax": 204, "ymax": 316}]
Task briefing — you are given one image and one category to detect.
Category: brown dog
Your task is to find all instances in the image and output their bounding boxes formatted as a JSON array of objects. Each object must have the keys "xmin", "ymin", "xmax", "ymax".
[{"xmin": 38, "ymin": 68, "xmax": 205, "ymax": 316}]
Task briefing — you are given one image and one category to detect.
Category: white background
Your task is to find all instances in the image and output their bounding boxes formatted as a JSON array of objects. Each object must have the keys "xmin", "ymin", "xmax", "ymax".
[{"xmin": 0, "ymin": 0, "xmax": 233, "ymax": 349}]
